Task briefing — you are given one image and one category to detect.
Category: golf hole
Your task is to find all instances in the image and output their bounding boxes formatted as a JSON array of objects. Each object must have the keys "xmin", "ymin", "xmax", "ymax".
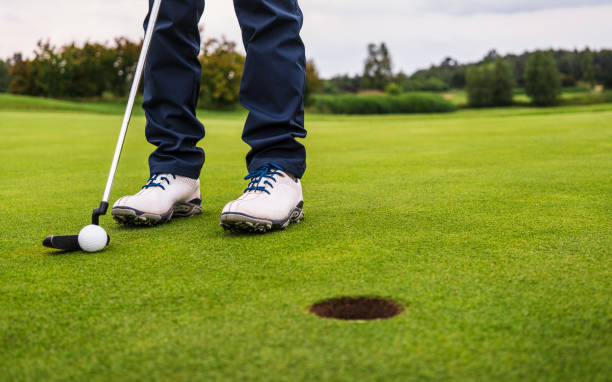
[{"xmin": 309, "ymin": 297, "xmax": 402, "ymax": 321}]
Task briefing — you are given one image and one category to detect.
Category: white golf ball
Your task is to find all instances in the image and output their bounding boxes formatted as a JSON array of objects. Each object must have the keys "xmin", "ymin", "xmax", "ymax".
[{"xmin": 78, "ymin": 225, "xmax": 108, "ymax": 252}]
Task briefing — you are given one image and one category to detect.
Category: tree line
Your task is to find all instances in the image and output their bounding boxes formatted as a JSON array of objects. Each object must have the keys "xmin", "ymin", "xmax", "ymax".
[
  {"xmin": 5, "ymin": 39, "xmax": 141, "ymax": 99},
  {"xmin": 411, "ymin": 48, "xmax": 612, "ymax": 90},
  {"xmin": 0, "ymin": 37, "xmax": 323, "ymax": 109},
  {"xmin": 323, "ymin": 43, "xmax": 611, "ymax": 107},
  {"xmin": 465, "ymin": 52, "xmax": 564, "ymax": 107},
  {"xmin": 1, "ymin": 37, "xmax": 610, "ymax": 109},
  {"xmin": 326, "ymin": 44, "xmax": 612, "ymax": 93}
]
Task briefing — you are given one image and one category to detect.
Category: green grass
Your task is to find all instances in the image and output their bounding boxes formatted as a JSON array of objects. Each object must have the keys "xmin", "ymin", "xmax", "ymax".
[
  {"xmin": 443, "ymin": 88, "xmax": 612, "ymax": 108},
  {"xmin": 0, "ymin": 93, "xmax": 135, "ymax": 114},
  {"xmin": 0, "ymin": 94, "xmax": 248, "ymax": 118},
  {"xmin": 0, "ymin": 100, "xmax": 611, "ymax": 381}
]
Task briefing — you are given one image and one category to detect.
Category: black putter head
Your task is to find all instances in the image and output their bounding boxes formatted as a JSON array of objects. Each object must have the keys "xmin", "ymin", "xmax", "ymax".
[
  {"xmin": 43, "ymin": 232, "xmax": 110, "ymax": 251},
  {"xmin": 42, "ymin": 235, "xmax": 81, "ymax": 251},
  {"xmin": 43, "ymin": 202, "xmax": 111, "ymax": 252}
]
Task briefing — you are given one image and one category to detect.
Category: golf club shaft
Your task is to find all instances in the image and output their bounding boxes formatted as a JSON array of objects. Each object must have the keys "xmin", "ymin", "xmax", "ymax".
[{"xmin": 101, "ymin": 0, "xmax": 162, "ymax": 204}]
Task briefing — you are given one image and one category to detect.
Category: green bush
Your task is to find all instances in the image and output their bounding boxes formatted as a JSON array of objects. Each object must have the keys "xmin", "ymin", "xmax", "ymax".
[
  {"xmin": 524, "ymin": 51, "xmax": 561, "ymax": 106},
  {"xmin": 8, "ymin": 39, "xmax": 140, "ymax": 98},
  {"xmin": 385, "ymin": 82, "xmax": 401, "ymax": 95},
  {"xmin": 560, "ymin": 90, "xmax": 612, "ymax": 106},
  {"xmin": 466, "ymin": 59, "xmax": 514, "ymax": 107},
  {"xmin": 198, "ymin": 38, "xmax": 244, "ymax": 109},
  {"xmin": 305, "ymin": 60, "xmax": 323, "ymax": 106},
  {"xmin": 401, "ymin": 77, "xmax": 449, "ymax": 92},
  {"xmin": 312, "ymin": 93, "xmax": 456, "ymax": 114}
]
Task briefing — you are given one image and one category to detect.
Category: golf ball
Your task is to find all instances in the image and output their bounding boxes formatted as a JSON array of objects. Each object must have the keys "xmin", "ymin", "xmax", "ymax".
[{"xmin": 78, "ymin": 225, "xmax": 108, "ymax": 252}]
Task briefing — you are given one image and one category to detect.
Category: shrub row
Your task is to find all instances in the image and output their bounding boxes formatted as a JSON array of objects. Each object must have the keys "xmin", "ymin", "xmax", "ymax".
[
  {"xmin": 559, "ymin": 90, "xmax": 612, "ymax": 106},
  {"xmin": 312, "ymin": 93, "xmax": 456, "ymax": 114}
]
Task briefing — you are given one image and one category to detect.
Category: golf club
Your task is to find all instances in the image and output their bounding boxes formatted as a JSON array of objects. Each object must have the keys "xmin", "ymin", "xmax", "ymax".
[{"xmin": 43, "ymin": 0, "xmax": 163, "ymax": 252}]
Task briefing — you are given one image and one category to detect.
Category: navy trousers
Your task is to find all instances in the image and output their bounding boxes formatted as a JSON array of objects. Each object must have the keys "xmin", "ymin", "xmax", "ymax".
[{"xmin": 143, "ymin": 0, "xmax": 307, "ymax": 179}]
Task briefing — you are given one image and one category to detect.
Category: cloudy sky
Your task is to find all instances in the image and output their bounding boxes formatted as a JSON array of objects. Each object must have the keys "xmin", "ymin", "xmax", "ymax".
[{"xmin": 1, "ymin": 0, "xmax": 611, "ymax": 77}]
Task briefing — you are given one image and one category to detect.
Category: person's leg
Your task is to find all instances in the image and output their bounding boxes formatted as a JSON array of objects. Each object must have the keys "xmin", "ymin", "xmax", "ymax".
[
  {"xmin": 144, "ymin": 0, "xmax": 206, "ymax": 179},
  {"xmin": 233, "ymin": 0, "xmax": 307, "ymax": 178},
  {"xmin": 220, "ymin": 0, "xmax": 306, "ymax": 233},
  {"xmin": 111, "ymin": 0, "xmax": 205, "ymax": 226}
]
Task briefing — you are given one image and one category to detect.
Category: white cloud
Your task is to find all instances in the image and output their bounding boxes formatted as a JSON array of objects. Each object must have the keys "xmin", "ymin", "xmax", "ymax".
[
  {"xmin": 300, "ymin": 2, "xmax": 612, "ymax": 76},
  {"xmin": 415, "ymin": 0, "xmax": 612, "ymax": 15},
  {"xmin": 298, "ymin": 0, "xmax": 611, "ymax": 15},
  {"xmin": 1, "ymin": 1, "xmax": 611, "ymax": 77},
  {"xmin": 0, "ymin": 0, "xmax": 242, "ymax": 56}
]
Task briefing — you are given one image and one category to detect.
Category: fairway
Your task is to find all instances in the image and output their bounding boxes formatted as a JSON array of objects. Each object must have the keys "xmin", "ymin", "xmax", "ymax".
[{"xmin": 1, "ymin": 103, "xmax": 611, "ymax": 380}]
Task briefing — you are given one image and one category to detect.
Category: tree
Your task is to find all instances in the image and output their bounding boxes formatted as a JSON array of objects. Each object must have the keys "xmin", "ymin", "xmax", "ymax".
[
  {"xmin": 408, "ymin": 56, "xmax": 465, "ymax": 89},
  {"xmin": 198, "ymin": 37, "xmax": 245, "ymax": 109},
  {"xmin": 466, "ymin": 65, "xmax": 493, "ymax": 107},
  {"xmin": 324, "ymin": 74, "xmax": 361, "ymax": 94},
  {"xmin": 466, "ymin": 59, "xmax": 513, "ymax": 107},
  {"xmin": 27, "ymin": 40, "xmax": 62, "ymax": 97},
  {"xmin": 305, "ymin": 59, "xmax": 322, "ymax": 106},
  {"xmin": 0, "ymin": 59, "xmax": 9, "ymax": 92},
  {"xmin": 483, "ymin": 49, "xmax": 499, "ymax": 63},
  {"xmin": 361, "ymin": 42, "xmax": 393, "ymax": 90},
  {"xmin": 581, "ymin": 48, "xmax": 595, "ymax": 88},
  {"xmin": 111, "ymin": 37, "xmax": 142, "ymax": 97},
  {"xmin": 492, "ymin": 59, "xmax": 514, "ymax": 105},
  {"xmin": 524, "ymin": 51, "xmax": 561, "ymax": 106},
  {"xmin": 59, "ymin": 42, "xmax": 118, "ymax": 97},
  {"xmin": 595, "ymin": 50, "xmax": 612, "ymax": 89},
  {"xmin": 6, "ymin": 39, "xmax": 141, "ymax": 98},
  {"xmin": 8, "ymin": 53, "xmax": 36, "ymax": 95},
  {"xmin": 450, "ymin": 69, "xmax": 466, "ymax": 88},
  {"xmin": 441, "ymin": 56, "xmax": 458, "ymax": 67}
]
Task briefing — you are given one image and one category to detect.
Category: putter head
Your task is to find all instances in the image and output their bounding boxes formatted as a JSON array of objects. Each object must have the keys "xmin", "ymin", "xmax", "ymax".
[
  {"xmin": 44, "ymin": 200, "xmax": 111, "ymax": 252},
  {"xmin": 42, "ymin": 235, "xmax": 81, "ymax": 251}
]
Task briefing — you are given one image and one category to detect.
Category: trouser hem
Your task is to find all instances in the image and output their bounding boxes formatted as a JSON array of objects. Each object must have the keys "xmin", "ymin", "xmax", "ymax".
[
  {"xmin": 247, "ymin": 158, "xmax": 306, "ymax": 179},
  {"xmin": 149, "ymin": 165, "xmax": 201, "ymax": 180}
]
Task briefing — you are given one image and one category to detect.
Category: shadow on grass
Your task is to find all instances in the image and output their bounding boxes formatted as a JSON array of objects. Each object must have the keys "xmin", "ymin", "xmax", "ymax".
[
  {"xmin": 109, "ymin": 210, "xmax": 212, "ymax": 231},
  {"xmin": 46, "ymin": 250, "xmax": 83, "ymax": 256},
  {"xmin": 218, "ymin": 221, "xmax": 307, "ymax": 239}
]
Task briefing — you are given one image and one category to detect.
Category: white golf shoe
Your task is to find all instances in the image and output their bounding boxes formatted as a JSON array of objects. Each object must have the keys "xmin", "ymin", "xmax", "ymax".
[
  {"xmin": 220, "ymin": 164, "xmax": 304, "ymax": 233},
  {"xmin": 111, "ymin": 174, "xmax": 202, "ymax": 226}
]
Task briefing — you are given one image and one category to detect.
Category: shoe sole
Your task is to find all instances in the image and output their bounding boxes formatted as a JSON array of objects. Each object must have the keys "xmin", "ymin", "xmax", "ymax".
[
  {"xmin": 220, "ymin": 201, "xmax": 304, "ymax": 233},
  {"xmin": 111, "ymin": 199, "xmax": 202, "ymax": 227}
]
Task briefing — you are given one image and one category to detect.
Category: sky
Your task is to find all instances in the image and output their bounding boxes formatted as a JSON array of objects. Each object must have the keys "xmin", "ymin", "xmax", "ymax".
[{"xmin": 1, "ymin": 0, "xmax": 611, "ymax": 78}]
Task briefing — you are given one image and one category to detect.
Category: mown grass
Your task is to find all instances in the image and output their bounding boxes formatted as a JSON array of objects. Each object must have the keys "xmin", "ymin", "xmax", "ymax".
[
  {"xmin": 444, "ymin": 88, "xmax": 612, "ymax": 108},
  {"xmin": 0, "ymin": 100, "xmax": 610, "ymax": 381},
  {"xmin": 0, "ymin": 94, "xmax": 246, "ymax": 118},
  {"xmin": 0, "ymin": 93, "xmax": 135, "ymax": 114},
  {"xmin": 3, "ymin": 91, "xmax": 610, "ymax": 116}
]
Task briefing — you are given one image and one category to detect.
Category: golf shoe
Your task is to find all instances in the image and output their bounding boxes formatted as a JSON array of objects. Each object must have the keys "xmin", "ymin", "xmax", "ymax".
[
  {"xmin": 112, "ymin": 174, "xmax": 201, "ymax": 226},
  {"xmin": 220, "ymin": 163, "xmax": 304, "ymax": 233}
]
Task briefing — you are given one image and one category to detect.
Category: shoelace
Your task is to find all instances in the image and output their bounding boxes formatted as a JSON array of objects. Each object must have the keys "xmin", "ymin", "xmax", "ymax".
[
  {"xmin": 244, "ymin": 163, "xmax": 283, "ymax": 195},
  {"xmin": 141, "ymin": 174, "xmax": 176, "ymax": 190}
]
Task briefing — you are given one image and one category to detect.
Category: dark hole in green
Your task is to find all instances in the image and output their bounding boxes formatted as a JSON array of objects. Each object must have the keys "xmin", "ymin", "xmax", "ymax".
[{"xmin": 309, "ymin": 297, "xmax": 402, "ymax": 320}]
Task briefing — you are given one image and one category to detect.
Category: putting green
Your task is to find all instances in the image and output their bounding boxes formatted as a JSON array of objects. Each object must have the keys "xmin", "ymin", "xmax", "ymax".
[{"xmin": 0, "ymin": 101, "xmax": 610, "ymax": 381}]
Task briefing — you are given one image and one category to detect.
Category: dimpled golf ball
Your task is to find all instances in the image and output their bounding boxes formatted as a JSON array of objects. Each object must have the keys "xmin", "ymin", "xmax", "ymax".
[{"xmin": 78, "ymin": 225, "xmax": 108, "ymax": 252}]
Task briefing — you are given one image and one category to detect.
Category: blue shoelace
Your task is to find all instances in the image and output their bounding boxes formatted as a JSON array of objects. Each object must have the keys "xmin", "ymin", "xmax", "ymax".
[
  {"xmin": 142, "ymin": 174, "xmax": 176, "ymax": 190},
  {"xmin": 244, "ymin": 163, "xmax": 283, "ymax": 195}
]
